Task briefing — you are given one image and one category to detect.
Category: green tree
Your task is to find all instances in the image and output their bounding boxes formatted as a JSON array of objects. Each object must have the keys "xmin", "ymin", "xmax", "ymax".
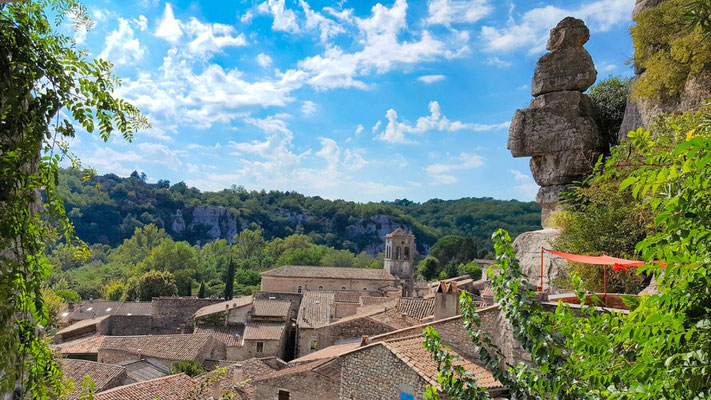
[
  {"xmin": 109, "ymin": 224, "xmax": 167, "ymax": 268},
  {"xmin": 197, "ymin": 281, "xmax": 206, "ymax": 299},
  {"xmin": 587, "ymin": 76, "xmax": 630, "ymax": 146},
  {"xmin": 174, "ymin": 269, "xmax": 195, "ymax": 297},
  {"xmin": 417, "ymin": 256, "xmax": 440, "ymax": 280},
  {"xmin": 124, "ymin": 270, "xmax": 178, "ymax": 301},
  {"xmin": 101, "ymin": 281, "xmax": 125, "ymax": 301},
  {"xmin": 137, "ymin": 239, "xmax": 197, "ymax": 273},
  {"xmin": 41, "ymin": 288, "xmax": 66, "ymax": 331},
  {"xmin": 224, "ymin": 258, "xmax": 235, "ymax": 300},
  {"xmin": 169, "ymin": 360, "xmax": 205, "ymax": 377},
  {"xmin": 0, "ymin": 0, "xmax": 146, "ymax": 396},
  {"xmin": 457, "ymin": 262, "xmax": 482, "ymax": 280}
]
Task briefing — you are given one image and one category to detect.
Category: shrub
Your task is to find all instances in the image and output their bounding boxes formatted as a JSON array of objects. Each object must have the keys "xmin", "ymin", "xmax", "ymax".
[
  {"xmin": 587, "ymin": 76, "xmax": 630, "ymax": 146},
  {"xmin": 169, "ymin": 360, "xmax": 205, "ymax": 377}
]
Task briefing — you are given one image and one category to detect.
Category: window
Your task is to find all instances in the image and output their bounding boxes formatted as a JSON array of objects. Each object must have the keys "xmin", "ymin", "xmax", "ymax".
[
  {"xmin": 278, "ymin": 390, "xmax": 290, "ymax": 400},
  {"xmin": 256, "ymin": 342, "xmax": 264, "ymax": 353},
  {"xmin": 396, "ymin": 247, "xmax": 401, "ymax": 260},
  {"xmin": 311, "ymin": 339, "xmax": 318, "ymax": 350},
  {"xmin": 318, "ymin": 285, "xmax": 324, "ymax": 290},
  {"xmin": 297, "ymin": 286, "xmax": 302, "ymax": 294},
  {"xmin": 362, "ymin": 288, "xmax": 368, "ymax": 291},
  {"xmin": 341, "ymin": 286, "xmax": 346, "ymax": 290},
  {"xmin": 404, "ymin": 247, "xmax": 410, "ymax": 259}
]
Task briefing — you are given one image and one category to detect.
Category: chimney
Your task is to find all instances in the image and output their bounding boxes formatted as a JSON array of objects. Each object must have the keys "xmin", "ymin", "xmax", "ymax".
[
  {"xmin": 212, "ymin": 378, "xmax": 221, "ymax": 399},
  {"xmin": 137, "ymin": 349, "xmax": 142, "ymax": 360},
  {"xmin": 360, "ymin": 335, "xmax": 369, "ymax": 347},
  {"xmin": 434, "ymin": 281, "xmax": 459, "ymax": 320}
]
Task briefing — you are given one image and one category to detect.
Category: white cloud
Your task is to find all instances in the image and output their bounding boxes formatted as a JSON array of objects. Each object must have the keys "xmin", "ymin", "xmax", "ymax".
[
  {"xmin": 426, "ymin": 152, "xmax": 484, "ymax": 184},
  {"xmin": 426, "ymin": 0, "xmax": 493, "ymax": 26},
  {"xmin": 375, "ymin": 101, "xmax": 509, "ymax": 144},
  {"xmin": 417, "ymin": 74, "xmax": 446, "ymax": 84},
  {"xmin": 241, "ymin": 11, "xmax": 254, "ymax": 24},
  {"xmin": 137, "ymin": 142, "xmax": 183, "ymax": 170},
  {"xmin": 480, "ymin": 0, "xmax": 634, "ymax": 53},
  {"xmin": 133, "ymin": 15, "xmax": 148, "ymax": 31},
  {"xmin": 258, "ymin": 0, "xmax": 300, "ymax": 33},
  {"xmin": 485, "ymin": 57, "xmax": 511, "ymax": 68},
  {"xmin": 257, "ymin": 53, "xmax": 273, "ymax": 68},
  {"xmin": 301, "ymin": 100, "xmax": 316, "ymax": 116},
  {"xmin": 598, "ymin": 62, "xmax": 617, "ymax": 72},
  {"xmin": 355, "ymin": 124, "xmax": 364, "ymax": 135},
  {"xmin": 298, "ymin": 0, "xmax": 466, "ymax": 89},
  {"xmin": 182, "ymin": 18, "xmax": 247, "ymax": 57},
  {"xmin": 155, "ymin": 3, "xmax": 183, "ymax": 43},
  {"xmin": 509, "ymin": 169, "xmax": 530, "ymax": 182},
  {"xmin": 300, "ymin": 0, "xmax": 346, "ymax": 43},
  {"xmin": 99, "ymin": 18, "xmax": 145, "ymax": 65},
  {"xmin": 371, "ymin": 120, "xmax": 382, "ymax": 133},
  {"xmin": 116, "ymin": 48, "xmax": 305, "ymax": 129}
]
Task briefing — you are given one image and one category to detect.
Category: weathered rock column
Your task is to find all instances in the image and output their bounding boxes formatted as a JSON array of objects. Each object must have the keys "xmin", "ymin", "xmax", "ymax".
[{"xmin": 508, "ymin": 17, "xmax": 603, "ymax": 227}]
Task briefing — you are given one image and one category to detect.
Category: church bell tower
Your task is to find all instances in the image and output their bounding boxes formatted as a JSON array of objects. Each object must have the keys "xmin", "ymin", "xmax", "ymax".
[{"xmin": 384, "ymin": 228, "xmax": 416, "ymax": 296}]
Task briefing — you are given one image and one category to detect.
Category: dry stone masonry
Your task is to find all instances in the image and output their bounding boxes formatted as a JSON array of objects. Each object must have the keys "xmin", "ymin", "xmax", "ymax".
[{"xmin": 508, "ymin": 17, "xmax": 603, "ymax": 226}]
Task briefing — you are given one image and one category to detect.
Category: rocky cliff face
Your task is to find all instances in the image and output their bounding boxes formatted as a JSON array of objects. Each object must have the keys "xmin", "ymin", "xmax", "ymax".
[
  {"xmin": 508, "ymin": 17, "xmax": 603, "ymax": 227},
  {"xmin": 169, "ymin": 205, "xmax": 420, "ymax": 255},
  {"xmin": 619, "ymin": 0, "xmax": 711, "ymax": 141}
]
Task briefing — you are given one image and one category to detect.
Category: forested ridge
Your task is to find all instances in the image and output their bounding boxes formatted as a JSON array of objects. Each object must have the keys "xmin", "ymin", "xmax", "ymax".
[{"xmin": 59, "ymin": 168, "xmax": 541, "ymax": 255}]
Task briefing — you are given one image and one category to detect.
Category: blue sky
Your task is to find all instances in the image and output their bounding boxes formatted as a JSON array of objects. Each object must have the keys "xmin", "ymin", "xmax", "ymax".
[{"xmin": 64, "ymin": 0, "xmax": 635, "ymax": 202}]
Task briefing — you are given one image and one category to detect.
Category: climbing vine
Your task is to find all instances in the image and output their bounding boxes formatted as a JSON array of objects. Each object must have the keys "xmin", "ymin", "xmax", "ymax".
[{"xmin": 0, "ymin": 1, "xmax": 147, "ymax": 398}]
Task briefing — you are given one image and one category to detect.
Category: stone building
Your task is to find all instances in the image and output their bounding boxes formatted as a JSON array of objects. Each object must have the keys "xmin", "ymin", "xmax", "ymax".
[
  {"xmin": 383, "ymin": 228, "xmax": 417, "ymax": 296},
  {"xmin": 96, "ymin": 334, "xmax": 226, "ymax": 369},
  {"xmin": 339, "ymin": 335, "xmax": 505, "ymax": 400},
  {"xmin": 260, "ymin": 265, "xmax": 398, "ymax": 294},
  {"xmin": 251, "ymin": 358, "xmax": 341, "ymax": 400}
]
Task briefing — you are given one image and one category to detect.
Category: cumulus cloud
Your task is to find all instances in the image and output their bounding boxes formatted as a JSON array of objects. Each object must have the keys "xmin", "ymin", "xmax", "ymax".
[
  {"xmin": 299, "ymin": 0, "xmax": 346, "ymax": 43},
  {"xmin": 480, "ymin": 0, "xmax": 634, "ymax": 53},
  {"xmin": 257, "ymin": 53, "xmax": 273, "ymax": 68},
  {"xmin": 301, "ymin": 100, "xmax": 316, "ymax": 116},
  {"xmin": 426, "ymin": 153, "xmax": 485, "ymax": 184},
  {"xmin": 355, "ymin": 124, "xmax": 364, "ymax": 135},
  {"xmin": 509, "ymin": 169, "xmax": 538, "ymax": 200},
  {"xmin": 258, "ymin": 0, "xmax": 300, "ymax": 33},
  {"xmin": 375, "ymin": 101, "xmax": 510, "ymax": 144},
  {"xmin": 417, "ymin": 74, "xmax": 446, "ymax": 84},
  {"xmin": 155, "ymin": 3, "xmax": 182, "ymax": 43},
  {"xmin": 298, "ymin": 0, "xmax": 466, "ymax": 89},
  {"xmin": 485, "ymin": 57, "xmax": 511, "ymax": 68},
  {"xmin": 99, "ymin": 18, "xmax": 145, "ymax": 65},
  {"xmin": 426, "ymin": 0, "xmax": 493, "ymax": 26}
]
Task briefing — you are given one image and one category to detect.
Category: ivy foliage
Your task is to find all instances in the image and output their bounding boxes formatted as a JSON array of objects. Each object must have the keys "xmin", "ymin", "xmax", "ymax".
[
  {"xmin": 0, "ymin": 0, "xmax": 146, "ymax": 397},
  {"xmin": 425, "ymin": 108, "xmax": 711, "ymax": 398}
]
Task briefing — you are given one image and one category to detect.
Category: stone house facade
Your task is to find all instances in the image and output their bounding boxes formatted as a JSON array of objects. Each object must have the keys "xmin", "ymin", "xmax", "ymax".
[
  {"xmin": 252, "ymin": 358, "xmax": 341, "ymax": 400},
  {"xmin": 260, "ymin": 266, "xmax": 398, "ymax": 294}
]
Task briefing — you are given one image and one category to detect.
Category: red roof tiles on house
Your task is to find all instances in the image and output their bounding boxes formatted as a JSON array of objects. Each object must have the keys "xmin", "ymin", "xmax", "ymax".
[
  {"xmin": 296, "ymin": 291, "xmax": 335, "ymax": 329},
  {"xmin": 243, "ymin": 322, "xmax": 286, "ymax": 341},
  {"xmin": 396, "ymin": 297, "xmax": 436, "ymax": 320},
  {"xmin": 55, "ymin": 335, "xmax": 107, "ymax": 355},
  {"xmin": 99, "ymin": 334, "xmax": 215, "ymax": 361},
  {"xmin": 94, "ymin": 373, "xmax": 196, "ymax": 400},
  {"xmin": 252, "ymin": 299, "xmax": 291, "ymax": 318},
  {"xmin": 194, "ymin": 296, "xmax": 253, "ymax": 319},
  {"xmin": 261, "ymin": 265, "xmax": 396, "ymax": 280},
  {"xmin": 59, "ymin": 359, "xmax": 126, "ymax": 400}
]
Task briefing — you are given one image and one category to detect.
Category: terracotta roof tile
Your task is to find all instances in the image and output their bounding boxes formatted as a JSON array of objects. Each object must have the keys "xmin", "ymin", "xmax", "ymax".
[
  {"xmin": 369, "ymin": 307, "xmax": 421, "ymax": 330},
  {"xmin": 116, "ymin": 302, "xmax": 153, "ymax": 316},
  {"xmin": 55, "ymin": 335, "xmax": 107, "ymax": 355},
  {"xmin": 253, "ymin": 358, "xmax": 335, "ymax": 382},
  {"xmin": 386, "ymin": 227, "xmax": 414, "ymax": 238},
  {"xmin": 296, "ymin": 291, "xmax": 334, "ymax": 329},
  {"xmin": 243, "ymin": 322, "xmax": 286, "ymax": 341},
  {"xmin": 194, "ymin": 296, "xmax": 253, "ymax": 319},
  {"xmin": 94, "ymin": 373, "xmax": 196, "ymax": 400},
  {"xmin": 383, "ymin": 335, "xmax": 502, "ymax": 390},
  {"xmin": 396, "ymin": 297, "xmax": 436, "ymax": 320},
  {"xmin": 252, "ymin": 299, "xmax": 291, "ymax": 318},
  {"xmin": 261, "ymin": 265, "xmax": 396, "ymax": 281},
  {"xmin": 59, "ymin": 359, "xmax": 126, "ymax": 400},
  {"xmin": 196, "ymin": 325, "xmax": 245, "ymax": 347},
  {"xmin": 360, "ymin": 295, "xmax": 395, "ymax": 306},
  {"xmin": 99, "ymin": 334, "xmax": 214, "ymax": 361}
]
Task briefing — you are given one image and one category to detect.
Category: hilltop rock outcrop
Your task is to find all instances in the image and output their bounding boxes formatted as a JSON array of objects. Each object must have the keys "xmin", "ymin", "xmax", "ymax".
[{"xmin": 508, "ymin": 17, "xmax": 602, "ymax": 226}]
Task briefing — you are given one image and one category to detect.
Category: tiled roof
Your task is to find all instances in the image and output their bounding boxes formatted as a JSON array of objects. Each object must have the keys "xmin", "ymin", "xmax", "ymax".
[
  {"xmin": 386, "ymin": 227, "xmax": 413, "ymax": 238},
  {"xmin": 333, "ymin": 291, "xmax": 363, "ymax": 303},
  {"xmin": 396, "ymin": 297, "xmax": 436, "ymax": 320},
  {"xmin": 59, "ymin": 359, "xmax": 126, "ymax": 400},
  {"xmin": 369, "ymin": 307, "xmax": 421, "ymax": 330},
  {"xmin": 383, "ymin": 335, "xmax": 502, "ymax": 390},
  {"xmin": 243, "ymin": 322, "xmax": 286, "ymax": 341},
  {"xmin": 117, "ymin": 358, "xmax": 169, "ymax": 382},
  {"xmin": 94, "ymin": 373, "xmax": 196, "ymax": 400},
  {"xmin": 99, "ymin": 334, "xmax": 214, "ymax": 361},
  {"xmin": 290, "ymin": 341, "xmax": 360, "ymax": 364},
  {"xmin": 261, "ymin": 265, "xmax": 396, "ymax": 281},
  {"xmin": 252, "ymin": 299, "xmax": 291, "ymax": 318},
  {"xmin": 360, "ymin": 295, "xmax": 395, "ymax": 306},
  {"xmin": 296, "ymin": 291, "xmax": 334, "ymax": 329},
  {"xmin": 116, "ymin": 301, "xmax": 153, "ymax": 316},
  {"xmin": 202, "ymin": 359, "xmax": 239, "ymax": 371},
  {"xmin": 196, "ymin": 325, "xmax": 245, "ymax": 347},
  {"xmin": 56, "ymin": 335, "xmax": 107, "ymax": 355},
  {"xmin": 254, "ymin": 358, "xmax": 335, "ymax": 382},
  {"xmin": 194, "ymin": 296, "xmax": 253, "ymax": 319},
  {"xmin": 66, "ymin": 301, "xmax": 124, "ymax": 321},
  {"xmin": 56, "ymin": 315, "xmax": 110, "ymax": 336}
]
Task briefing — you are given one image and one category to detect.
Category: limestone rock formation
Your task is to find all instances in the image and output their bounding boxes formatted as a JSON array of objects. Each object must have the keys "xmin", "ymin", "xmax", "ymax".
[
  {"xmin": 512, "ymin": 229, "xmax": 568, "ymax": 293},
  {"xmin": 508, "ymin": 17, "xmax": 602, "ymax": 226}
]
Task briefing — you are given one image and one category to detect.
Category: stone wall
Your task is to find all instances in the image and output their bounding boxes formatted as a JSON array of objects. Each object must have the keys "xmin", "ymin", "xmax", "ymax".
[
  {"xmin": 260, "ymin": 276, "xmax": 395, "ymax": 294},
  {"xmin": 151, "ymin": 297, "xmax": 222, "ymax": 333},
  {"xmin": 340, "ymin": 344, "xmax": 428, "ymax": 400},
  {"xmin": 296, "ymin": 317, "xmax": 396, "ymax": 358},
  {"xmin": 253, "ymin": 370, "xmax": 340, "ymax": 400},
  {"xmin": 106, "ymin": 315, "xmax": 152, "ymax": 336},
  {"xmin": 254, "ymin": 291, "xmax": 302, "ymax": 320},
  {"xmin": 228, "ymin": 338, "xmax": 285, "ymax": 361}
]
